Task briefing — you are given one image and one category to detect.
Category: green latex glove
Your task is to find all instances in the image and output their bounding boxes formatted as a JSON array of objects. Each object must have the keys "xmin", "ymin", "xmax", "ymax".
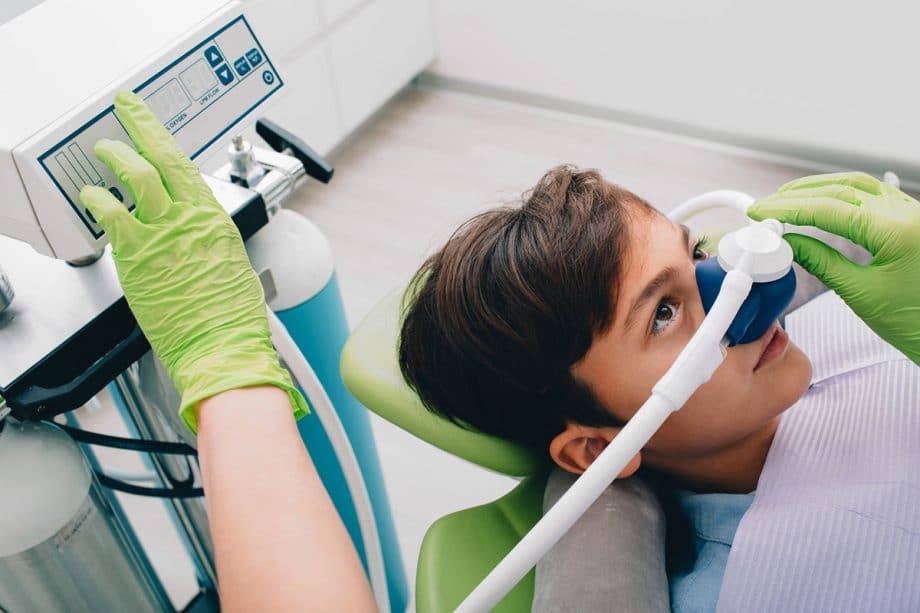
[
  {"xmin": 79, "ymin": 91, "xmax": 308, "ymax": 432},
  {"xmin": 749, "ymin": 171, "xmax": 920, "ymax": 365}
]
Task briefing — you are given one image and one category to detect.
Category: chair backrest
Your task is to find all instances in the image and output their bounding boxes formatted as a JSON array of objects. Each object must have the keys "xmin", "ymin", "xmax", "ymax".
[
  {"xmin": 416, "ymin": 470, "xmax": 549, "ymax": 612},
  {"xmin": 341, "ymin": 286, "xmax": 549, "ymax": 611}
]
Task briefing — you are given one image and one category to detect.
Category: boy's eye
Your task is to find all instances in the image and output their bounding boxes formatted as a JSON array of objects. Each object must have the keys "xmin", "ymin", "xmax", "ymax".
[
  {"xmin": 650, "ymin": 235, "xmax": 708, "ymax": 337},
  {"xmin": 652, "ymin": 299, "xmax": 678, "ymax": 335},
  {"xmin": 692, "ymin": 236, "xmax": 711, "ymax": 261}
]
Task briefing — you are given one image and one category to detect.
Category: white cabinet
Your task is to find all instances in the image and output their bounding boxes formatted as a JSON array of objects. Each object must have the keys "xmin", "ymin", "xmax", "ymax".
[
  {"xmin": 329, "ymin": 0, "xmax": 434, "ymax": 133},
  {"xmin": 250, "ymin": 45, "xmax": 342, "ymax": 156}
]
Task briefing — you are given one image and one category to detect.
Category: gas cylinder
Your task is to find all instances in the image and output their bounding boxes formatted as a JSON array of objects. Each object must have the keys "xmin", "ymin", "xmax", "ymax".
[{"xmin": 0, "ymin": 418, "xmax": 169, "ymax": 611}]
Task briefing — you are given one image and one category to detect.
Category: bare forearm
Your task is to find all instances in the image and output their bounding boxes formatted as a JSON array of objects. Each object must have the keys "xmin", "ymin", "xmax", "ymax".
[{"xmin": 196, "ymin": 386, "xmax": 377, "ymax": 612}]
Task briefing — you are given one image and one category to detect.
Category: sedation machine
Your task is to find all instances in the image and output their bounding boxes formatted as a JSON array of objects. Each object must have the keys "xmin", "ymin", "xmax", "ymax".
[
  {"xmin": 0, "ymin": 1, "xmax": 405, "ymax": 611},
  {"xmin": 342, "ymin": 190, "xmax": 815, "ymax": 611}
]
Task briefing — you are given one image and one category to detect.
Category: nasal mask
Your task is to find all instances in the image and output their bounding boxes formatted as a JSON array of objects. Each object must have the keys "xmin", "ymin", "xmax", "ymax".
[
  {"xmin": 696, "ymin": 219, "xmax": 796, "ymax": 345},
  {"xmin": 457, "ymin": 191, "xmax": 796, "ymax": 612}
]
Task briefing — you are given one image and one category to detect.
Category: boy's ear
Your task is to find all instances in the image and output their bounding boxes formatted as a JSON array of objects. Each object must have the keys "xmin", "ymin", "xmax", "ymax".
[{"xmin": 549, "ymin": 423, "xmax": 641, "ymax": 478}]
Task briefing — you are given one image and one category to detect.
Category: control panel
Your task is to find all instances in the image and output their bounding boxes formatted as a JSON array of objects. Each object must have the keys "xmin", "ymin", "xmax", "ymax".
[{"xmin": 35, "ymin": 15, "xmax": 281, "ymax": 239}]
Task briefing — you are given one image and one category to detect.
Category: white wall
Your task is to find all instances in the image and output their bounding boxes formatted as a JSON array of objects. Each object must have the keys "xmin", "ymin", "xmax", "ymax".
[{"xmin": 430, "ymin": 1, "xmax": 920, "ymax": 182}]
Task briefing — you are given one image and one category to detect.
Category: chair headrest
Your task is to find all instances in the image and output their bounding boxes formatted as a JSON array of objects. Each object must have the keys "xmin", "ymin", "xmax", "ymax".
[{"xmin": 341, "ymin": 287, "xmax": 546, "ymax": 477}]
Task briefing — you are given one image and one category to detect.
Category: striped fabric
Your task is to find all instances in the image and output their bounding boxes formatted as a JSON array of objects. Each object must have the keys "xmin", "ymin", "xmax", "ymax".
[{"xmin": 717, "ymin": 291, "xmax": 920, "ymax": 612}]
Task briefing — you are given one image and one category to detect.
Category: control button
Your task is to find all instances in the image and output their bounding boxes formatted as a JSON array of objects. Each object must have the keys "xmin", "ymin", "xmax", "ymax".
[
  {"xmin": 204, "ymin": 45, "xmax": 223, "ymax": 67},
  {"xmin": 85, "ymin": 208, "xmax": 97, "ymax": 224},
  {"xmin": 245, "ymin": 48, "xmax": 262, "ymax": 67},
  {"xmin": 233, "ymin": 56, "xmax": 251, "ymax": 77},
  {"xmin": 262, "ymin": 70, "xmax": 275, "ymax": 85},
  {"xmin": 108, "ymin": 186, "xmax": 124, "ymax": 202},
  {"xmin": 215, "ymin": 64, "xmax": 234, "ymax": 85}
]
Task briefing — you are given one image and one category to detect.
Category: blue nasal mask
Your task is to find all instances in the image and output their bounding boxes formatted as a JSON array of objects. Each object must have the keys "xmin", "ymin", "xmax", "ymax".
[
  {"xmin": 695, "ymin": 223, "xmax": 797, "ymax": 346},
  {"xmin": 696, "ymin": 258, "xmax": 795, "ymax": 346}
]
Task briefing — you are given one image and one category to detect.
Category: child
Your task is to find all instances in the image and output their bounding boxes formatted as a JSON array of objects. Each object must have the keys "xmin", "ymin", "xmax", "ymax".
[
  {"xmin": 399, "ymin": 165, "xmax": 810, "ymax": 493},
  {"xmin": 398, "ymin": 165, "xmax": 920, "ymax": 611}
]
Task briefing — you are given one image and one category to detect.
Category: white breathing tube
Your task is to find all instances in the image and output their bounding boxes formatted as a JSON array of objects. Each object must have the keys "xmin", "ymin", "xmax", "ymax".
[
  {"xmin": 666, "ymin": 189, "xmax": 753, "ymax": 221},
  {"xmin": 455, "ymin": 191, "xmax": 780, "ymax": 613},
  {"xmin": 267, "ymin": 310, "xmax": 391, "ymax": 613}
]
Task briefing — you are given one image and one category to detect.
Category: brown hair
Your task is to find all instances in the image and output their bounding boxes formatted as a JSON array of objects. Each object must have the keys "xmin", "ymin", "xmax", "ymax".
[{"xmin": 398, "ymin": 165, "xmax": 653, "ymax": 450}]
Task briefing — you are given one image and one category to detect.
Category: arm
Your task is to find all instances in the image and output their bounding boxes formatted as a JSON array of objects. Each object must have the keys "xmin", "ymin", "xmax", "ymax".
[
  {"xmin": 197, "ymin": 387, "xmax": 376, "ymax": 612},
  {"xmin": 78, "ymin": 92, "xmax": 377, "ymax": 611}
]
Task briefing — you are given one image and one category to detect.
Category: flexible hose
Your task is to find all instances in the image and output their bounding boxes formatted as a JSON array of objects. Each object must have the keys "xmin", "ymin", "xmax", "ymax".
[
  {"xmin": 96, "ymin": 471, "xmax": 203, "ymax": 498},
  {"xmin": 53, "ymin": 422, "xmax": 198, "ymax": 455},
  {"xmin": 667, "ymin": 190, "xmax": 755, "ymax": 224},
  {"xmin": 266, "ymin": 309, "xmax": 391, "ymax": 613}
]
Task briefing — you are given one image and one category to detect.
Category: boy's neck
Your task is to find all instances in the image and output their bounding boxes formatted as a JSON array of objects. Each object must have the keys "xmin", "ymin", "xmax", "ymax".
[{"xmin": 647, "ymin": 417, "xmax": 780, "ymax": 494}]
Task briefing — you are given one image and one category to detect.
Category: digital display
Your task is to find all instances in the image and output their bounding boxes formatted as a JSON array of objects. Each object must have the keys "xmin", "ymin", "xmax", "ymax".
[{"xmin": 144, "ymin": 79, "xmax": 191, "ymax": 125}]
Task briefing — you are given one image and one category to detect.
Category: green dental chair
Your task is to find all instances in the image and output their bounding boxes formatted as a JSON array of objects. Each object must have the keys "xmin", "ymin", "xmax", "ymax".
[{"xmin": 341, "ymin": 288, "xmax": 551, "ymax": 612}]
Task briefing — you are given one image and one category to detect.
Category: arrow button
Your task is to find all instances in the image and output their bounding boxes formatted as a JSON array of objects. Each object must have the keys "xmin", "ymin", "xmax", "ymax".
[
  {"xmin": 215, "ymin": 64, "xmax": 234, "ymax": 85},
  {"xmin": 204, "ymin": 45, "xmax": 223, "ymax": 67}
]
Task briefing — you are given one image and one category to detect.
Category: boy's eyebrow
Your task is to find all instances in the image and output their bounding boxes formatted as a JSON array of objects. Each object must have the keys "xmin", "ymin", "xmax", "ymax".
[
  {"xmin": 624, "ymin": 266, "xmax": 680, "ymax": 331},
  {"xmin": 623, "ymin": 225, "xmax": 693, "ymax": 332}
]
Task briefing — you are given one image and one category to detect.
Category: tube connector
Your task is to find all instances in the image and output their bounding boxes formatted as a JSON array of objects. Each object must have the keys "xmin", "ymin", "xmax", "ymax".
[
  {"xmin": 227, "ymin": 136, "xmax": 266, "ymax": 187},
  {"xmin": 652, "ymin": 343, "xmax": 725, "ymax": 409},
  {"xmin": 717, "ymin": 220, "xmax": 792, "ymax": 282},
  {"xmin": 756, "ymin": 218, "xmax": 786, "ymax": 237}
]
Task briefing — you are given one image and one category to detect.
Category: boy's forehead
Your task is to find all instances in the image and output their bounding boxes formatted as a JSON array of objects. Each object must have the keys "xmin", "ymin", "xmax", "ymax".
[
  {"xmin": 621, "ymin": 212, "xmax": 683, "ymax": 280},
  {"xmin": 608, "ymin": 213, "xmax": 686, "ymax": 327}
]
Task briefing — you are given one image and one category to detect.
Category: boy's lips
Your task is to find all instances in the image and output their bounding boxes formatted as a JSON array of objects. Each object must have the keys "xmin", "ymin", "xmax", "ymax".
[{"xmin": 754, "ymin": 322, "xmax": 789, "ymax": 371}]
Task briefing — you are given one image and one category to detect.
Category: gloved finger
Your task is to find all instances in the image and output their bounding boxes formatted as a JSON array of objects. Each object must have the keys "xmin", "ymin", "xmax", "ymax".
[
  {"xmin": 93, "ymin": 139, "xmax": 173, "ymax": 223},
  {"xmin": 765, "ymin": 184, "xmax": 864, "ymax": 206},
  {"xmin": 750, "ymin": 194, "xmax": 879, "ymax": 254},
  {"xmin": 112, "ymin": 91, "xmax": 209, "ymax": 203},
  {"xmin": 881, "ymin": 181, "xmax": 920, "ymax": 208},
  {"xmin": 784, "ymin": 233, "xmax": 865, "ymax": 296},
  {"xmin": 79, "ymin": 185, "xmax": 140, "ymax": 246},
  {"xmin": 777, "ymin": 171, "xmax": 882, "ymax": 196}
]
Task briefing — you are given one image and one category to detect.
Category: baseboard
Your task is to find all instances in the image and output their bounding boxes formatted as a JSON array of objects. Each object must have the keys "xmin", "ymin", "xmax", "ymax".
[{"xmin": 418, "ymin": 72, "xmax": 920, "ymax": 193}]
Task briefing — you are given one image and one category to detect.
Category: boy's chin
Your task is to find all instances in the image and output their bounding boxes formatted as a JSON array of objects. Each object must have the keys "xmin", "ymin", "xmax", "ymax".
[{"xmin": 777, "ymin": 342, "xmax": 813, "ymax": 405}]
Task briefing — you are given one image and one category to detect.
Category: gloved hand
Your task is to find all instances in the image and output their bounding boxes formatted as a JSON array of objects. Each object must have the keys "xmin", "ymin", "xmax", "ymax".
[
  {"xmin": 749, "ymin": 171, "xmax": 920, "ymax": 365},
  {"xmin": 79, "ymin": 91, "xmax": 308, "ymax": 432}
]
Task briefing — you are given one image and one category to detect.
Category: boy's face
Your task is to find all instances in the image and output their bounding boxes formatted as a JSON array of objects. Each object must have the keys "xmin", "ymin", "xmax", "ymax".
[{"xmin": 572, "ymin": 208, "xmax": 812, "ymax": 468}]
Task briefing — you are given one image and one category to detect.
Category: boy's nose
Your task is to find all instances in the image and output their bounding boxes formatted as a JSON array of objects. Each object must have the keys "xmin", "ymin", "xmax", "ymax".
[{"xmin": 696, "ymin": 257, "xmax": 796, "ymax": 346}]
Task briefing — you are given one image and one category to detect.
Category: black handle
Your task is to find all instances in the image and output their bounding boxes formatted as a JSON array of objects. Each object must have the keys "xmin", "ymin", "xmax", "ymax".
[
  {"xmin": 255, "ymin": 118, "xmax": 335, "ymax": 184},
  {"xmin": 8, "ymin": 317, "xmax": 149, "ymax": 420}
]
